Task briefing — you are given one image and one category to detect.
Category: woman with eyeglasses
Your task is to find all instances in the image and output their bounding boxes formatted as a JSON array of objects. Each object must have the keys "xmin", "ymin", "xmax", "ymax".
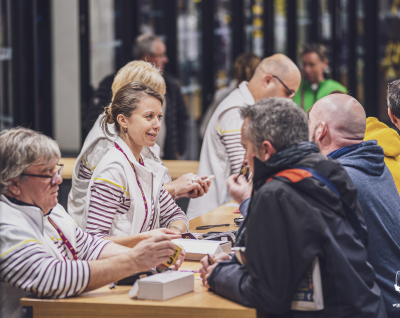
[{"xmin": 81, "ymin": 82, "xmax": 190, "ymax": 245}]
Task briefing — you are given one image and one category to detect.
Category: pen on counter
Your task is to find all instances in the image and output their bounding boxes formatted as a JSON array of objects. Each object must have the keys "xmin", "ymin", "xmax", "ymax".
[{"xmin": 207, "ymin": 254, "xmax": 215, "ymax": 266}]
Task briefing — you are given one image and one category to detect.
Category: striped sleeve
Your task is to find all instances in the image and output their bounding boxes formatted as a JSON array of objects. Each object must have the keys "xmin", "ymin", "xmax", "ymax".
[
  {"xmin": 218, "ymin": 128, "xmax": 245, "ymax": 174},
  {"xmin": 159, "ymin": 188, "xmax": 189, "ymax": 230},
  {"xmin": 216, "ymin": 109, "xmax": 245, "ymax": 174},
  {"xmin": 86, "ymin": 164, "xmax": 130, "ymax": 238},
  {"xmin": 0, "ymin": 240, "xmax": 90, "ymax": 299},
  {"xmin": 74, "ymin": 223, "xmax": 110, "ymax": 261}
]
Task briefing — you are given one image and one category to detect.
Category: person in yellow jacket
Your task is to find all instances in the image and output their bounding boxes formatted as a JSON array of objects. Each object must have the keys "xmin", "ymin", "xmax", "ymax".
[{"xmin": 364, "ymin": 79, "xmax": 400, "ymax": 193}]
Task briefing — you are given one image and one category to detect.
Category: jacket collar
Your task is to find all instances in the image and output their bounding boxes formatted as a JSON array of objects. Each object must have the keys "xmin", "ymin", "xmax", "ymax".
[
  {"xmin": 238, "ymin": 81, "xmax": 255, "ymax": 105},
  {"xmin": 1, "ymin": 194, "xmax": 44, "ymax": 233},
  {"xmin": 253, "ymin": 142, "xmax": 320, "ymax": 189}
]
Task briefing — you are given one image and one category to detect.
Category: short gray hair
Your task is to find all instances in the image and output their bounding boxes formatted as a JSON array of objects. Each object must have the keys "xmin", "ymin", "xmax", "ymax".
[
  {"xmin": 0, "ymin": 127, "xmax": 61, "ymax": 194},
  {"xmin": 132, "ymin": 34, "xmax": 160, "ymax": 60},
  {"xmin": 387, "ymin": 79, "xmax": 400, "ymax": 119},
  {"xmin": 240, "ymin": 97, "xmax": 309, "ymax": 152}
]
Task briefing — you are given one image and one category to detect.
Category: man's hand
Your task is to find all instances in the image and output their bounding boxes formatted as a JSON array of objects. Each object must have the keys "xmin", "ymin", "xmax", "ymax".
[
  {"xmin": 130, "ymin": 235, "xmax": 177, "ymax": 272},
  {"xmin": 226, "ymin": 173, "xmax": 252, "ymax": 204},
  {"xmin": 199, "ymin": 252, "xmax": 231, "ymax": 288}
]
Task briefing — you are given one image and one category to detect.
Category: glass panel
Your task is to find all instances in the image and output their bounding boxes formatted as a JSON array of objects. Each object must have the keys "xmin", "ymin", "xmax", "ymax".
[
  {"xmin": 90, "ymin": 0, "xmax": 118, "ymax": 88},
  {"xmin": 0, "ymin": 0, "xmax": 12, "ymax": 130},
  {"xmin": 214, "ymin": 0, "xmax": 232, "ymax": 90},
  {"xmin": 356, "ymin": 0, "xmax": 365, "ymax": 105},
  {"xmin": 244, "ymin": 0, "xmax": 264, "ymax": 56},
  {"xmin": 338, "ymin": 0, "xmax": 349, "ymax": 88},
  {"xmin": 274, "ymin": 0, "xmax": 287, "ymax": 54},
  {"xmin": 139, "ymin": 0, "xmax": 167, "ymax": 40},
  {"xmin": 297, "ymin": 0, "xmax": 310, "ymax": 59},
  {"xmin": 379, "ymin": 0, "xmax": 400, "ymax": 121},
  {"xmin": 177, "ymin": 0, "xmax": 202, "ymax": 120}
]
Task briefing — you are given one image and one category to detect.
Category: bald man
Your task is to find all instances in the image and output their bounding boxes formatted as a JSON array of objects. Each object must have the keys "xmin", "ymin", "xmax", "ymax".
[
  {"xmin": 187, "ymin": 54, "xmax": 301, "ymax": 219},
  {"xmin": 309, "ymin": 93, "xmax": 400, "ymax": 317}
]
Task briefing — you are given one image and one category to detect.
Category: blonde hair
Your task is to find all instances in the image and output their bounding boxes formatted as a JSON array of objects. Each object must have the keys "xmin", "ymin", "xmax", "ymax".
[{"xmin": 111, "ymin": 60, "xmax": 166, "ymax": 100}]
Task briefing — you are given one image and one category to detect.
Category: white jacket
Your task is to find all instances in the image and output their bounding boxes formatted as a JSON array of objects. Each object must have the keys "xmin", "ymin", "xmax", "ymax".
[
  {"xmin": 0, "ymin": 195, "xmax": 108, "ymax": 318},
  {"xmin": 68, "ymin": 114, "xmax": 168, "ymax": 221},
  {"xmin": 187, "ymin": 82, "xmax": 255, "ymax": 220},
  {"xmin": 77, "ymin": 136, "xmax": 188, "ymax": 236}
]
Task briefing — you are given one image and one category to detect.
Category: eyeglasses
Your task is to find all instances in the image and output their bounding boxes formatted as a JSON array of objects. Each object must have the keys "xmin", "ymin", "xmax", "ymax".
[
  {"xmin": 272, "ymin": 75, "xmax": 296, "ymax": 98},
  {"xmin": 21, "ymin": 164, "xmax": 64, "ymax": 185}
]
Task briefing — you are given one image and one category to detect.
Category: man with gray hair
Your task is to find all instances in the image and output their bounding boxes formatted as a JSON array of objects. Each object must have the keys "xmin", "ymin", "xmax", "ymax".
[
  {"xmin": 0, "ymin": 128, "xmax": 179, "ymax": 318},
  {"xmin": 199, "ymin": 98, "xmax": 386, "ymax": 317},
  {"xmin": 86, "ymin": 34, "xmax": 189, "ymax": 159},
  {"xmin": 364, "ymin": 79, "xmax": 400, "ymax": 193}
]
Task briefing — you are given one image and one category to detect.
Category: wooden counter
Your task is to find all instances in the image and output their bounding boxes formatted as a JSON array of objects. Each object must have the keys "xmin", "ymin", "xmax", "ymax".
[
  {"xmin": 20, "ymin": 202, "xmax": 253, "ymax": 318},
  {"xmin": 59, "ymin": 158, "xmax": 199, "ymax": 180}
]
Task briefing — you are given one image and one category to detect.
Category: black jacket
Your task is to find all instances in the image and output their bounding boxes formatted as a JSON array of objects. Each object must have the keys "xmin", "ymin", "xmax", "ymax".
[
  {"xmin": 83, "ymin": 73, "xmax": 189, "ymax": 159},
  {"xmin": 208, "ymin": 152, "xmax": 386, "ymax": 317}
]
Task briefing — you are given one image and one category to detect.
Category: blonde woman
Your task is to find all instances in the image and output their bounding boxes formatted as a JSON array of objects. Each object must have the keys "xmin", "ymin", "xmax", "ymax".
[
  {"xmin": 69, "ymin": 61, "xmax": 209, "ymax": 242},
  {"xmin": 85, "ymin": 82, "xmax": 188, "ymax": 242}
]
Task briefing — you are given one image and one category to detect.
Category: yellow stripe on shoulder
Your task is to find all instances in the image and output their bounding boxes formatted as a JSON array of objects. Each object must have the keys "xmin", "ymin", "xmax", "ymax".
[
  {"xmin": 0, "ymin": 239, "xmax": 42, "ymax": 258},
  {"xmin": 81, "ymin": 158, "xmax": 90, "ymax": 167},
  {"xmin": 94, "ymin": 178, "xmax": 130, "ymax": 196},
  {"xmin": 216, "ymin": 126, "xmax": 241, "ymax": 134}
]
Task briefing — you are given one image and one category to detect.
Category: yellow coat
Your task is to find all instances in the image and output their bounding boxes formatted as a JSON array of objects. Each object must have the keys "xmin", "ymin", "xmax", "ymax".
[{"xmin": 364, "ymin": 117, "xmax": 400, "ymax": 194}]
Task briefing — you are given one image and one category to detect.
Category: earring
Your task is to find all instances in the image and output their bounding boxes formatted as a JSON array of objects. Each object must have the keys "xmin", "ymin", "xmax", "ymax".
[{"xmin": 124, "ymin": 127, "xmax": 127, "ymax": 133}]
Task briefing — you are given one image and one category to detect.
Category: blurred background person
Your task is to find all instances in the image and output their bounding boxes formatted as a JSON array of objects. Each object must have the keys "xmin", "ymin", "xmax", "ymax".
[
  {"xmin": 293, "ymin": 43, "xmax": 347, "ymax": 111},
  {"xmin": 199, "ymin": 52, "xmax": 261, "ymax": 138},
  {"xmin": 86, "ymin": 34, "xmax": 189, "ymax": 160}
]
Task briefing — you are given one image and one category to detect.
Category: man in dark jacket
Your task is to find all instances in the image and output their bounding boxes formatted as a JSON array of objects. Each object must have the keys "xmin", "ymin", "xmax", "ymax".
[
  {"xmin": 309, "ymin": 93, "xmax": 400, "ymax": 317},
  {"xmin": 85, "ymin": 34, "xmax": 189, "ymax": 159},
  {"xmin": 200, "ymin": 97, "xmax": 386, "ymax": 317}
]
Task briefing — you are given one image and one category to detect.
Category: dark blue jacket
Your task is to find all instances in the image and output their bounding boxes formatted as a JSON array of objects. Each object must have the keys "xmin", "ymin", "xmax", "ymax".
[
  {"xmin": 208, "ymin": 152, "xmax": 386, "ymax": 317},
  {"xmin": 335, "ymin": 140, "xmax": 400, "ymax": 318}
]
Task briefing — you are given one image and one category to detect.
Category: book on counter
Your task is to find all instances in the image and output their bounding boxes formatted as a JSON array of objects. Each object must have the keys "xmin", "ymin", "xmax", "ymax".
[
  {"xmin": 129, "ymin": 271, "xmax": 194, "ymax": 301},
  {"xmin": 172, "ymin": 238, "xmax": 231, "ymax": 260}
]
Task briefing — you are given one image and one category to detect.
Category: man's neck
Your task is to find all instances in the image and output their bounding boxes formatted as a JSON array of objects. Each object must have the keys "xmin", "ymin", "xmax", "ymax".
[{"xmin": 247, "ymin": 81, "xmax": 261, "ymax": 102}]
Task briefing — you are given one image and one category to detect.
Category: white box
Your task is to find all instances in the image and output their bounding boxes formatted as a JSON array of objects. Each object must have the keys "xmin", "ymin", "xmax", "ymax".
[
  {"xmin": 129, "ymin": 271, "xmax": 194, "ymax": 301},
  {"xmin": 172, "ymin": 238, "xmax": 232, "ymax": 260}
]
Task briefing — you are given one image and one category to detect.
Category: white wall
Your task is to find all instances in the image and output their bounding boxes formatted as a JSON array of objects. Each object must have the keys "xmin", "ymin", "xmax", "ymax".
[{"xmin": 52, "ymin": 0, "xmax": 81, "ymax": 152}]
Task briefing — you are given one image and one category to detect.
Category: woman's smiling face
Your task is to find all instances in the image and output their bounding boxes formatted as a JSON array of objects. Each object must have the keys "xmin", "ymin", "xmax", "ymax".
[{"xmin": 125, "ymin": 96, "xmax": 163, "ymax": 148}]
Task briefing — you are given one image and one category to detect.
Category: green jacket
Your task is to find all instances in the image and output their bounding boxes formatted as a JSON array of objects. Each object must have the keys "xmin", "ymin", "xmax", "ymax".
[{"xmin": 293, "ymin": 78, "xmax": 347, "ymax": 112}]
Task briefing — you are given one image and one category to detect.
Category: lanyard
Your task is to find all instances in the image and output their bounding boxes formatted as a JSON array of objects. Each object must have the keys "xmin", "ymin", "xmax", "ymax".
[
  {"xmin": 48, "ymin": 217, "xmax": 78, "ymax": 261},
  {"xmin": 115, "ymin": 142, "xmax": 148, "ymax": 233}
]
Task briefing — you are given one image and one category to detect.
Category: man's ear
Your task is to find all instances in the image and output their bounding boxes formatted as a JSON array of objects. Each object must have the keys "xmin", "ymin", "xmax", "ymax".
[
  {"xmin": 6, "ymin": 179, "xmax": 21, "ymax": 197},
  {"xmin": 322, "ymin": 58, "xmax": 329, "ymax": 71},
  {"xmin": 314, "ymin": 121, "xmax": 328, "ymax": 142},
  {"xmin": 260, "ymin": 140, "xmax": 277, "ymax": 162},
  {"xmin": 262, "ymin": 74, "xmax": 273, "ymax": 89},
  {"xmin": 388, "ymin": 108, "xmax": 398, "ymax": 125}
]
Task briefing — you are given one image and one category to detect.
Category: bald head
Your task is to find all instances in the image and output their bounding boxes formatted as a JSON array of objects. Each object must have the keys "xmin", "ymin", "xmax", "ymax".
[
  {"xmin": 256, "ymin": 54, "xmax": 301, "ymax": 82},
  {"xmin": 247, "ymin": 54, "xmax": 301, "ymax": 102},
  {"xmin": 309, "ymin": 94, "xmax": 366, "ymax": 155}
]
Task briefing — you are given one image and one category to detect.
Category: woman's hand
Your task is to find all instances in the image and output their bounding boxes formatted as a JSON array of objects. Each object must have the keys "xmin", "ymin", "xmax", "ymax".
[
  {"xmin": 169, "ymin": 173, "xmax": 201, "ymax": 198},
  {"xmin": 144, "ymin": 228, "xmax": 182, "ymax": 240},
  {"xmin": 165, "ymin": 173, "xmax": 213, "ymax": 199},
  {"xmin": 169, "ymin": 246, "xmax": 186, "ymax": 270}
]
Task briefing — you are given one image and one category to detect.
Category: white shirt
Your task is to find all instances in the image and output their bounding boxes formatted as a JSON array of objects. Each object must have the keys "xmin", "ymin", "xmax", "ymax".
[
  {"xmin": 187, "ymin": 81, "xmax": 255, "ymax": 220},
  {"xmin": 0, "ymin": 195, "xmax": 109, "ymax": 318}
]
